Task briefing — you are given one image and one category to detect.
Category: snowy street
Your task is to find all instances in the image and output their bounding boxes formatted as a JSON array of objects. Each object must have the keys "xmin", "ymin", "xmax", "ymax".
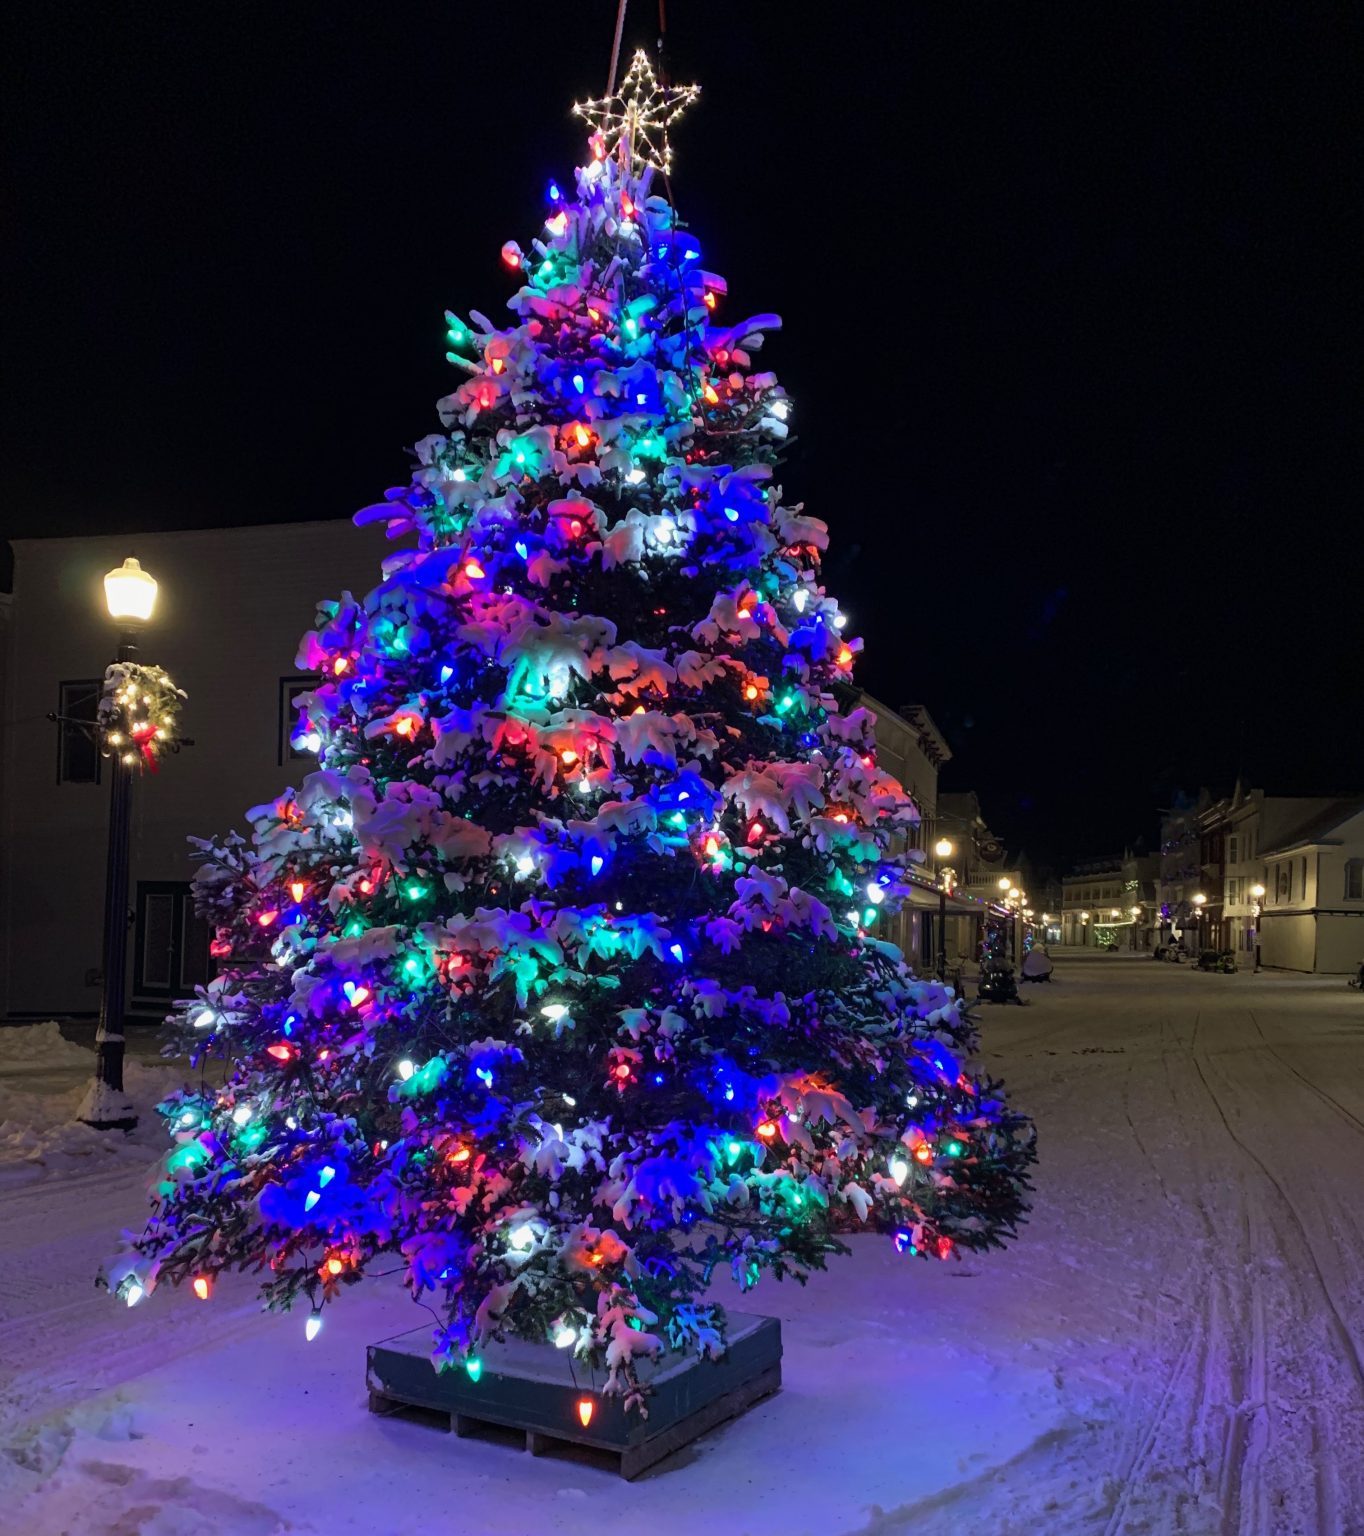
[{"xmin": 3, "ymin": 957, "xmax": 1362, "ymax": 1535}]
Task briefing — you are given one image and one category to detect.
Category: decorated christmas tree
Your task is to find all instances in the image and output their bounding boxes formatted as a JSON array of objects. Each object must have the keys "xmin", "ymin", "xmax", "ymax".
[{"xmin": 108, "ymin": 53, "xmax": 1034, "ymax": 1410}]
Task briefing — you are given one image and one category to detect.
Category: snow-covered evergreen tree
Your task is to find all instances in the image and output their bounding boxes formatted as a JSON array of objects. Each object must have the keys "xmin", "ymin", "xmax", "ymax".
[{"xmin": 109, "ymin": 53, "xmax": 1033, "ymax": 1409}]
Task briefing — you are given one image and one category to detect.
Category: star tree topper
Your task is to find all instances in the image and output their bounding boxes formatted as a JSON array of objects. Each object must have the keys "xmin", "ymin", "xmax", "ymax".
[{"xmin": 572, "ymin": 49, "xmax": 700, "ymax": 177}]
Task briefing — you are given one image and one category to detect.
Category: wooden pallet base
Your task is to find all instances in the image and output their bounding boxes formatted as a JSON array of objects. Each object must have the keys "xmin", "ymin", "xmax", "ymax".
[{"xmin": 367, "ymin": 1311, "xmax": 782, "ymax": 1479}]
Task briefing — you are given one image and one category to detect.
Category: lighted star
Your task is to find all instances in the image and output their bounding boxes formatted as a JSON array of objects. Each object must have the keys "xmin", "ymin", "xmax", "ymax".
[{"xmin": 572, "ymin": 49, "xmax": 700, "ymax": 177}]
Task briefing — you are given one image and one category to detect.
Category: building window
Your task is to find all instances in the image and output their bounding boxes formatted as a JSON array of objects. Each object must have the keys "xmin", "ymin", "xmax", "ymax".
[
  {"xmin": 1277, "ymin": 863, "xmax": 1290, "ymax": 902},
  {"xmin": 1227, "ymin": 834, "xmax": 1239, "ymax": 866},
  {"xmin": 1346, "ymin": 860, "xmax": 1364, "ymax": 902},
  {"xmin": 1301, "ymin": 857, "xmax": 1308, "ymax": 902},
  {"xmin": 279, "ymin": 677, "xmax": 319, "ymax": 764},
  {"xmin": 56, "ymin": 679, "xmax": 102, "ymax": 784}
]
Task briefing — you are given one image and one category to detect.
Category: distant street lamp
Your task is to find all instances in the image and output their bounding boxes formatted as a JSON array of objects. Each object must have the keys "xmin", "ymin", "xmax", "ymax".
[
  {"xmin": 82, "ymin": 557, "xmax": 160, "ymax": 1131},
  {"xmin": 933, "ymin": 837, "xmax": 954, "ymax": 981},
  {"xmin": 1189, "ymin": 892, "xmax": 1207, "ymax": 954},
  {"xmin": 1250, "ymin": 883, "xmax": 1266, "ymax": 972}
]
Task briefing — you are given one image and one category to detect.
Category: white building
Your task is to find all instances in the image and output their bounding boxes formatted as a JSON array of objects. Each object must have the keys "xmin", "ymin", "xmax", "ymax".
[
  {"xmin": 0, "ymin": 521, "xmax": 389, "ymax": 1022},
  {"xmin": 1258, "ymin": 800, "xmax": 1364, "ymax": 973}
]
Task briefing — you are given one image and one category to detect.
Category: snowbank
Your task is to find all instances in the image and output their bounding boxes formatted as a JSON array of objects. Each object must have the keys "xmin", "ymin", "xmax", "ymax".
[
  {"xmin": 0, "ymin": 1025, "xmax": 185, "ymax": 1187},
  {"xmin": 0, "ymin": 1019, "xmax": 93, "ymax": 1071}
]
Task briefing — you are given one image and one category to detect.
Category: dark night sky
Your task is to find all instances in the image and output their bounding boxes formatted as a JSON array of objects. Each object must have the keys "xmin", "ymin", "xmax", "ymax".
[{"xmin": 3, "ymin": 4, "xmax": 1360, "ymax": 870}]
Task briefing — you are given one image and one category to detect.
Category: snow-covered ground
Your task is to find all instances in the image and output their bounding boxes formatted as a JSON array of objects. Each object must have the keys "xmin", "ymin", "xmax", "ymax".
[{"xmin": 2, "ymin": 960, "xmax": 1361, "ymax": 1535}]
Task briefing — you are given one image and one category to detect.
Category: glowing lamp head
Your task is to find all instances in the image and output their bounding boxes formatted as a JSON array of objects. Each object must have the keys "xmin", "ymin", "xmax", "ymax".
[
  {"xmin": 934, "ymin": 838, "xmax": 954, "ymax": 860},
  {"xmin": 103, "ymin": 556, "xmax": 158, "ymax": 625},
  {"xmin": 1250, "ymin": 883, "xmax": 1266, "ymax": 899},
  {"xmin": 1192, "ymin": 893, "xmax": 1207, "ymax": 907}
]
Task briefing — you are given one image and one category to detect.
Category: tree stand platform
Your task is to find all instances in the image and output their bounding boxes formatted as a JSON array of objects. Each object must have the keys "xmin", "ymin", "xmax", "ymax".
[{"xmin": 366, "ymin": 1311, "xmax": 781, "ymax": 1479}]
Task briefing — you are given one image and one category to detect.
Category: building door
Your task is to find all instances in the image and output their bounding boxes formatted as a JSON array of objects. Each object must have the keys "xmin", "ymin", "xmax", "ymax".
[{"xmin": 132, "ymin": 881, "xmax": 211, "ymax": 1018}]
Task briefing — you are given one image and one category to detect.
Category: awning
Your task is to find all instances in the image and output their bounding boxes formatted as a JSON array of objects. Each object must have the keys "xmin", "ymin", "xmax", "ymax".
[{"xmin": 900, "ymin": 884, "xmax": 998, "ymax": 917}]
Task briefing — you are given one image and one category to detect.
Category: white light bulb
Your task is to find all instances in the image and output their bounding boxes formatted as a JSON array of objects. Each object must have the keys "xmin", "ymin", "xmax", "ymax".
[
  {"xmin": 553, "ymin": 1324, "xmax": 577, "ymax": 1349},
  {"xmin": 541, "ymin": 1003, "xmax": 568, "ymax": 1023},
  {"xmin": 232, "ymin": 1104, "xmax": 252, "ymax": 1126},
  {"xmin": 906, "ymin": 1094, "xmax": 919, "ymax": 1109},
  {"xmin": 397, "ymin": 1059, "xmax": 415, "ymax": 1081},
  {"xmin": 191, "ymin": 1009, "xmax": 214, "ymax": 1029},
  {"xmin": 515, "ymin": 855, "xmax": 535, "ymax": 877},
  {"xmin": 656, "ymin": 518, "xmax": 674, "ymax": 544},
  {"xmin": 305, "ymin": 1313, "xmax": 323, "ymax": 1341},
  {"xmin": 125, "ymin": 1282, "xmax": 144, "ymax": 1308},
  {"xmin": 833, "ymin": 613, "xmax": 847, "ymax": 630},
  {"xmin": 770, "ymin": 399, "xmax": 789, "ymax": 420},
  {"xmin": 865, "ymin": 882, "xmax": 885, "ymax": 905},
  {"xmin": 626, "ymin": 468, "xmax": 646, "ymax": 485},
  {"xmin": 890, "ymin": 1157, "xmax": 909, "ymax": 1187},
  {"xmin": 792, "ymin": 588, "xmax": 808, "ymax": 613},
  {"xmin": 508, "ymin": 1224, "xmax": 535, "ymax": 1252}
]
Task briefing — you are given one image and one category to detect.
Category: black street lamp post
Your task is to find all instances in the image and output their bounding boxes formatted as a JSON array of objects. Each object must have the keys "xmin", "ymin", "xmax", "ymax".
[
  {"xmin": 79, "ymin": 558, "xmax": 159, "ymax": 1132},
  {"xmin": 933, "ymin": 837, "xmax": 954, "ymax": 982},
  {"xmin": 1250, "ymin": 883, "xmax": 1266, "ymax": 973}
]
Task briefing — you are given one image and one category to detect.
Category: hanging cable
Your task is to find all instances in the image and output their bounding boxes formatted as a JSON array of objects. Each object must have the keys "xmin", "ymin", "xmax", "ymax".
[
  {"xmin": 607, "ymin": 0, "xmax": 628, "ymax": 94},
  {"xmin": 656, "ymin": 0, "xmax": 669, "ymax": 85}
]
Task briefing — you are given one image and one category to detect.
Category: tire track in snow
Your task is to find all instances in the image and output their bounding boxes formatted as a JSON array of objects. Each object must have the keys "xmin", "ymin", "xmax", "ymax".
[
  {"xmin": 1246, "ymin": 1008, "xmax": 1364, "ymax": 1137},
  {"xmin": 1096, "ymin": 1018, "xmax": 1243, "ymax": 1535},
  {"xmin": 1189, "ymin": 1049, "xmax": 1364, "ymax": 1396}
]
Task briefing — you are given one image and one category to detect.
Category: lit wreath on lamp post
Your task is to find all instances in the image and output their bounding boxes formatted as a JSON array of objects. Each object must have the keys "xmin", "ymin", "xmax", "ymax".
[{"xmin": 77, "ymin": 558, "xmax": 190, "ymax": 1131}]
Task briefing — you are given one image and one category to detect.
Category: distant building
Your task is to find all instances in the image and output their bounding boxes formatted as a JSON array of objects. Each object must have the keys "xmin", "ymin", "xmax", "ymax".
[
  {"xmin": 1158, "ymin": 784, "xmax": 1361, "ymax": 969},
  {"xmin": 1061, "ymin": 857, "xmax": 1122, "ymax": 946}
]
